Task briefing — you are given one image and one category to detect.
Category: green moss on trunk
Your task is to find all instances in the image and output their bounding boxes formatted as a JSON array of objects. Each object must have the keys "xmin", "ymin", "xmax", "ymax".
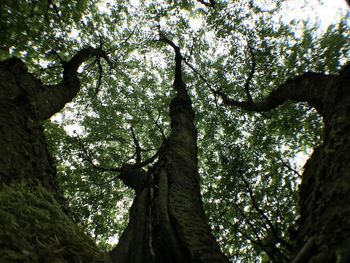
[{"xmin": 0, "ymin": 183, "xmax": 107, "ymax": 263}]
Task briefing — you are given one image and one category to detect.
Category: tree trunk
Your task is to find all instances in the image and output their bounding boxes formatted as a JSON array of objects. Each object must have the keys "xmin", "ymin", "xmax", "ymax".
[
  {"xmin": 110, "ymin": 45, "xmax": 229, "ymax": 263},
  {"xmin": 0, "ymin": 55, "xmax": 107, "ymax": 262},
  {"xmin": 217, "ymin": 64, "xmax": 350, "ymax": 262},
  {"xmin": 0, "ymin": 58, "xmax": 63, "ymax": 203},
  {"xmin": 294, "ymin": 65, "xmax": 350, "ymax": 263}
]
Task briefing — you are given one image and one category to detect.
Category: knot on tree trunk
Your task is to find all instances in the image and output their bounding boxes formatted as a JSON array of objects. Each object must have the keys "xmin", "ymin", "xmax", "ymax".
[{"xmin": 119, "ymin": 164, "xmax": 149, "ymax": 193}]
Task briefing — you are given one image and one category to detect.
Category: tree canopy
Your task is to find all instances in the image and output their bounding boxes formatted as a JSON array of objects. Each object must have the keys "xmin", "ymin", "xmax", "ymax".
[{"xmin": 1, "ymin": 0, "xmax": 349, "ymax": 262}]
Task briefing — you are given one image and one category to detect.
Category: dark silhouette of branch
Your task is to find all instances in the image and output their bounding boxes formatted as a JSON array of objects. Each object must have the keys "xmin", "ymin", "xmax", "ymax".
[
  {"xmin": 48, "ymin": 0, "xmax": 60, "ymax": 18},
  {"xmin": 47, "ymin": 0, "xmax": 64, "ymax": 31},
  {"xmin": 107, "ymin": 27, "xmax": 136, "ymax": 54},
  {"xmin": 129, "ymin": 126, "xmax": 161, "ymax": 168},
  {"xmin": 38, "ymin": 47, "xmax": 113, "ymax": 120},
  {"xmin": 183, "ymin": 59, "xmax": 214, "ymax": 90},
  {"xmin": 197, "ymin": 0, "xmax": 216, "ymax": 7},
  {"xmin": 74, "ymin": 133, "xmax": 121, "ymax": 173},
  {"xmin": 232, "ymin": 199, "xmax": 289, "ymax": 262},
  {"xmin": 236, "ymin": 227, "xmax": 277, "ymax": 262},
  {"xmin": 50, "ymin": 50, "xmax": 64, "ymax": 63},
  {"xmin": 215, "ymin": 213, "xmax": 274, "ymax": 258},
  {"xmin": 155, "ymin": 112, "xmax": 167, "ymax": 141},
  {"xmin": 185, "ymin": 40, "xmax": 195, "ymax": 63},
  {"xmin": 231, "ymin": 201, "xmax": 263, "ymax": 245},
  {"xmin": 181, "ymin": 59, "xmax": 222, "ymax": 107},
  {"xmin": 159, "ymin": 34, "xmax": 179, "ymax": 52},
  {"xmin": 238, "ymin": 170, "xmax": 293, "ymax": 251},
  {"xmin": 236, "ymin": 150, "xmax": 293, "ymax": 253},
  {"xmin": 130, "ymin": 127, "xmax": 142, "ymax": 164},
  {"xmin": 132, "ymin": 151, "xmax": 160, "ymax": 169},
  {"xmin": 280, "ymin": 158, "xmax": 301, "ymax": 177},
  {"xmin": 95, "ymin": 57, "xmax": 103, "ymax": 96},
  {"xmin": 214, "ymin": 72, "xmax": 334, "ymax": 115},
  {"xmin": 158, "ymin": 34, "xmax": 184, "ymax": 85},
  {"xmin": 244, "ymin": 45, "xmax": 256, "ymax": 103}
]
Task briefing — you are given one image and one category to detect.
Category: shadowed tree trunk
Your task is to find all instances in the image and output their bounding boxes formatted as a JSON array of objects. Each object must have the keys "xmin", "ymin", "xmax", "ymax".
[
  {"xmin": 109, "ymin": 42, "xmax": 229, "ymax": 263},
  {"xmin": 217, "ymin": 64, "xmax": 350, "ymax": 262},
  {"xmin": 0, "ymin": 49, "xmax": 109, "ymax": 262}
]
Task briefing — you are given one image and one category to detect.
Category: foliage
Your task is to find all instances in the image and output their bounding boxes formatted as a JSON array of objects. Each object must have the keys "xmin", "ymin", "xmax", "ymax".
[{"xmin": 1, "ymin": 0, "xmax": 349, "ymax": 261}]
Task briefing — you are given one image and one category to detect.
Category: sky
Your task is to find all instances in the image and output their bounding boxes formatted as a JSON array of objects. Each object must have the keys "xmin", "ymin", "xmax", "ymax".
[
  {"xmin": 281, "ymin": 0, "xmax": 348, "ymax": 28},
  {"xmin": 61, "ymin": 0, "xmax": 349, "ymax": 153},
  {"xmin": 53, "ymin": 0, "xmax": 350, "ymax": 251}
]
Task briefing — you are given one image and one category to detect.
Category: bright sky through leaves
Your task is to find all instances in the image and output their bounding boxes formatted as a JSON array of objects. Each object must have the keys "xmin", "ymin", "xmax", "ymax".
[{"xmin": 32, "ymin": 0, "xmax": 349, "ymax": 261}]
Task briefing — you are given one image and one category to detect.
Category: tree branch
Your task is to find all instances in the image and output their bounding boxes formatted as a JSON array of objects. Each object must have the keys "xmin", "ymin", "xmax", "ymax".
[
  {"xmin": 244, "ymin": 45, "xmax": 256, "ymax": 103},
  {"xmin": 38, "ymin": 47, "xmax": 111, "ymax": 119},
  {"xmin": 233, "ymin": 203, "xmax": 262, "ymax": 239},
  {"xmin": 94, "ymin": 57, "xmax": 103, "ymax": 96},
  {"xmin": 280, "ymin": 158, "xmax": 301, "ymax": 177},
  {"xmin": 130, "ymin": 127, "xmax": 142, "ymax": 164},
  {"xmin": 197, "ymin": 0, "xmax": 216, "ymax": 7},
  {"xmin": 214, "ymin": 72, "xmax": 334, "ymax": 115},
  {"xmin": 47, "ymin": 0, "xmax": 65, "ymax": 33},
  {"xmin": 73, "ymin": 133, "xmax": 120, "ymax": 173},
  {"xmin": 155, "ymin": 112, "xmax": 167, "ymax": 141},
  {"xmin": 181, "ymin": 59, "xmax": 221, "ymax": 107},
  {"xmin": 239, "ymin": 170, "xmax": 293, "ymax": 251},
  {"xmin": 236, "ymin": 151, "xmax": 293, "ymax": 252},
  {"xmin": 158, "ymin": 34, "xmax": 183, "ymax": 86}
]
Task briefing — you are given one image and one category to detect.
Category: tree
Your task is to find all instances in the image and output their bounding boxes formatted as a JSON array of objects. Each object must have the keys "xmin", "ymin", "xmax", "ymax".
[
  {"xmin": 215, "ymin": 66, "xmax": 350, "ymax": 262},
  {"xmin": 107, "ymin": 36, "xmax": 228, "ymax": 262},
  {"xmin": 0, "ymin": 49, "xmax": 109, "ymax": 262},
  {"xmin": 1, "ymin": 0, "xmax": 349, "ymax": 262},
  {"xmin": 0, "ymin": 38, "xmax": 227, "ymax": 262}
]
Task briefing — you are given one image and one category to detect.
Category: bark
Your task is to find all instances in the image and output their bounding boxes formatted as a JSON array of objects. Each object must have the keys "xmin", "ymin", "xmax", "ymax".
[
  {"xmin": 0, "ymin": 49, "xmax": 107, "ymax": 262},
  {"xmin": 0, "ymin": 57, "xmax": 62, "ymax": 203},
  {"xmin": 295, "ymin": 65, "xmax": 350, "ymax": 262},
  {"xmin": 110, "ymin": 45, "xmax": 228, "ymax": 263},
  {"xmin": 0, "ymin": 48, "xmax": 106, "ymax": 199},
  {"xmin": 218, "ymin": 64, "xmax": 350, "ymax": 262},
  {"xmin": 216, "ymin": 72, "xmax": 333, "ymax": 115}
]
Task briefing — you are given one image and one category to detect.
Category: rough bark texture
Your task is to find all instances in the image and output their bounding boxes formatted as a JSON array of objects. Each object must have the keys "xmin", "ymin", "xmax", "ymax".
[
  {"xmin": 0, "ymin": 58, "xmax": 63, "ymax": 203},
  {"xmin": 295, "ymin": 65, "xmax": 350, "ymax": 263},
  {"xmin": 0, "ymin": 48, "xmax": 106, "ymax": 201},
  {"xmin": 110, "ymin": 47, "xmax": 228, "ymax": 263},
  {"xmin": 0, "ymin": 54, "xmax": 107, "ymax": 262},
  {"xmin": 219, "ymin": 65, "xmax": 350, "ymax": 262}
]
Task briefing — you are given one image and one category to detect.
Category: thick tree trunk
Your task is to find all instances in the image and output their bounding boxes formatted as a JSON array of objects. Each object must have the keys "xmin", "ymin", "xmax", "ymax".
[
  {"xmin": 110, "ymin": 45, "xmax": 228, "ymax": 263},
  {"xmin": 217, "ymin": 64, "xmax": 350, "ymax": 262},
  {"xmin": 294, "ymin": 65, "xmax": 350, "ymax": 263},
  {"xmin": 0, "ymin": 56, "xmax": 106, "ymax": 262},
  {"xmin": 0, "ymin": 58, "xmax": 63, "ymax": 202}
]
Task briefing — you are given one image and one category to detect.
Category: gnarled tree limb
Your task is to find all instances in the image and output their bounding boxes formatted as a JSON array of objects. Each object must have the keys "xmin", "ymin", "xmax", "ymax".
[
  {"xmin": 214, "ymin": 72, "xmax": 334, "ymax": 115},
  {"xmin": 38, "ymin": 47, "xmax": 111, "ymax": 120}
]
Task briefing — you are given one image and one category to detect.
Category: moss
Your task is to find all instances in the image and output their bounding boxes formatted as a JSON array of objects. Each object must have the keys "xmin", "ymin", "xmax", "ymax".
[{"xmin": 0, "ymin": 183, "xmax": 108, "ymax": 263}]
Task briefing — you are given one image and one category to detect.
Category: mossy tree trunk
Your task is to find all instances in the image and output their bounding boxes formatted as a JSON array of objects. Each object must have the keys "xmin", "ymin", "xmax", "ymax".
[
  {"xmin": 0, "ymin": 49, "xmax": 108, "ymax": 262},
  {"xmin": 217, "ymin": 65, "xmax": 350, "ymax": 262},
  {"xmin": 109, "ymin": 43, "xmax": 229, "ymax": 263}
]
